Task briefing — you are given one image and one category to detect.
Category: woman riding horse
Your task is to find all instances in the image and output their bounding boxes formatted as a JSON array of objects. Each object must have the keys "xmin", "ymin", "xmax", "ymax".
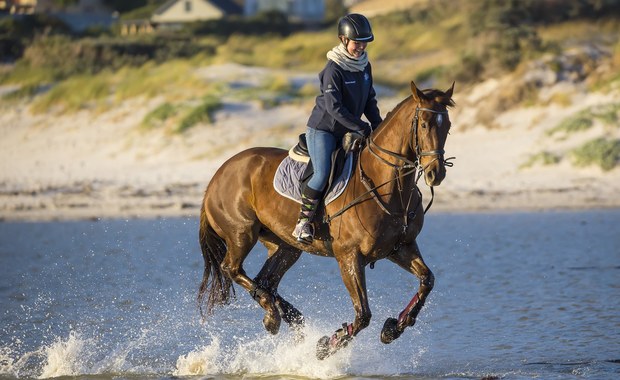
[
  {"xmin": 292, "ymin": 13, "xmax": 383, "ymax": 244},
  {"xmin": 198, "ymin": 16, "xmax": 455, "ymax": 358}
]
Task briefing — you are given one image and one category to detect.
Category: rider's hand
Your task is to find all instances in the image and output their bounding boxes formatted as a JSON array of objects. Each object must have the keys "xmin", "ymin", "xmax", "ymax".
[{"xmin": 362, "ymin": 124, "xmax": 372, "ymax": 138}]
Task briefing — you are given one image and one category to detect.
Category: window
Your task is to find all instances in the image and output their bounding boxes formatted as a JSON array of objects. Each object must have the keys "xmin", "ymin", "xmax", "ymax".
[{"xmin": 185, "ymin": 0, "xmax": 191, "ymax": 12}]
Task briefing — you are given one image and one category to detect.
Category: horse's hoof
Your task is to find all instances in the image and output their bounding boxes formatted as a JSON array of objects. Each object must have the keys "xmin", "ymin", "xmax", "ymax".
[
  {"xmin": 263, "ymin": 311, "xmax": 281, "ymax": 335},
  {"xmin": 316, "ymin": 327, "xmax": 353, "ymax": 360},
  {"xmin": 275, "ymin": 296, "xmax": 305, "ymax": 327},
  {"xmin": 316, "ymin": 336, "xmax": 331, "ymax": 360},
  {"xmin": 380, "ymin": 317, "xmax": 402, "ymax": 344}
]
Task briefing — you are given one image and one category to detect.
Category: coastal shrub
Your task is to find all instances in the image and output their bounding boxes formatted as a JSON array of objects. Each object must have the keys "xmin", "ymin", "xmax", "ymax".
[
  {"xmin": 570, "ymin": 138, "xmax": 620, "ymax": 171},
  {"xmin": 30, "ymin": 74, "xmax": 109, "ymax": 114},
  {"xmin": 1, "ymin": 83, "xmax": 40, "ymax": 101},
  {"xmin": 264, "ymin": 75, "xmax": 294, "ymax": 95},
  {"xmin": 547, "ymin": 115, "xmax": 593, "ymax": 137},
  {"xmin": 141, "ymin": 103, "xmax": 177, "ymax": 129},
  {"xmin": 415, "ymin": 66, "xmax": 446, "ymax": 85},
  {"xmin": 592, "ymin": 103, "xmax": 620, "ymax": 126},
  {"xmin": 176, "ymin": 96, "xmax": 222, "ymax": 133},
  {"xmin": 454, "ymin": 52, "xmax": 485, "ymax": 84},
  {"xmin": 520, "ymin": 151, "xmax": 562, "ymax": 169},
  {"xmin": 13, "ymin": 34, "xmax": 208, "ymax": 83},
  {"xmin": 548, "ymin": 103, "xmax": 620, "ymax": 137}
]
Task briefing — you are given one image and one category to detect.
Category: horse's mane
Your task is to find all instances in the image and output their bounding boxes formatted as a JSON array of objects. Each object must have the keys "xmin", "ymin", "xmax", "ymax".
[{"xmin": 379, "ymin": 88, "xmax": 455, "ymax": 128}]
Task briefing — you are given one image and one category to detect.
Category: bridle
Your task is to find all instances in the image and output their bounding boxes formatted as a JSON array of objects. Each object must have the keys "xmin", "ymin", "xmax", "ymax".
[
  {"xmin": 412, "ymin": 106, "xmax": 449, "ymax": 160},
  {"xmin": 369, "ymin": 105, "xmax": 449, "ymax": 171}
]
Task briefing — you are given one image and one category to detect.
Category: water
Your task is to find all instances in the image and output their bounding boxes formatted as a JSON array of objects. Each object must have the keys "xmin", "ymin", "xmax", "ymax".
[{"xmin": 0, "ymin": 210, "xmax": 619, "ymax": 379}]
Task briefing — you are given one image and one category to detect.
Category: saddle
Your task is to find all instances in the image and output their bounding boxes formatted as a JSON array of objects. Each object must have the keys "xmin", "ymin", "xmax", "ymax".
[
  {"xmin": 274, "ymin": 132, "xmax": 362, "ymax": 206},
  {"xmin": 288, "ymin": 132, "xmax": 364, "ymax": 164},
  {"xmin": 288, "ymin": 133, "xmax": 311, "ymax": 163}
]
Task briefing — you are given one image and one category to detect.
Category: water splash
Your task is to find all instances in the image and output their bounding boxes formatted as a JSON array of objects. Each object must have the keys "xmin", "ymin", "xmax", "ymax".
[
  {"xmin": 1, "ymin": 333, "xmax": 89, "ymax": 379},
  {"xmin": 38, "ymin": 332, "xmax": 86, "ymax": 378},
  {"xmin": 174, "ymin": 325, "xmax": 353, "ymax": 378}
]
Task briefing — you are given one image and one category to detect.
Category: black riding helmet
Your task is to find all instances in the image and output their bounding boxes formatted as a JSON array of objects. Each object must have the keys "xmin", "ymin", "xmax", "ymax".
[{"xmin": 338, "ymin": 13, "xmax": 374, "ymax": 42}]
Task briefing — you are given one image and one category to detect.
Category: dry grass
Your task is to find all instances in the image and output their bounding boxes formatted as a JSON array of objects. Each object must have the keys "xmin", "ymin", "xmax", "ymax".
[{"xmin": 538, "ymin": 18, "xmax": 620, "ymax": 45}]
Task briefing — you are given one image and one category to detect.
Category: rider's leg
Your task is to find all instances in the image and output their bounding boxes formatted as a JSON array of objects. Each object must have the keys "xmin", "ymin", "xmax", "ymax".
[
  {"xmin": 292, "ymin": 185, "xmax": 322, "ymax": 243},
  {"xmin": 292, "ymin": 127, "xmax": 336, "ymax": 243}
]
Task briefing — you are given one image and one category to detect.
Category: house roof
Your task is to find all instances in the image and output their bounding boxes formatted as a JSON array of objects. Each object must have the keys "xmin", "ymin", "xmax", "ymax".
[{"xmin": 154, "ymin": 0, "xmax": 242, "ymax": 16}]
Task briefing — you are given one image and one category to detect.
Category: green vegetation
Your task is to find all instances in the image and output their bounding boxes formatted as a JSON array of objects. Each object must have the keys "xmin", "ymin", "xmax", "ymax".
[
  {"xmin": 520, "ymin": 151, "xmax": 562, "ymax": 169},
  {"xmin": 547, "ymin": 115, "xmax": 594, "ymax": 137},
  {"xmin": 30, "ymin": 74, "xmax": 110, "ymax": 113},
  {"xmin": 1, "ymin": 0, "xmax": 620, "ymax": 136},
  {"xmin": 5, "ymin": 0, "xmax": 618, "ymax": 89},
  {"xmin": 548, "ymin": 103, "xmax": 620, "ymax": 137},
  {"xmin": 593, "ymin": 103, "xmax": 620, "ymax": 126},
  {"xmin": 1, "ymin": 83, "xmax": 41, "ymax": 101},
  {"xmin": 141, "ymin": 102, "xmax": 177, "ymax": 129},
  {"xmin": 570, "ymin": 138, "xmax": 620, "ymax": 171},
  {"xmin": 177, "ymin": 96, "xmax": 222, "ymax": 133},
  {"xmin": 522, "ymin": 102, "xmax": 620, "ymax": 170}
]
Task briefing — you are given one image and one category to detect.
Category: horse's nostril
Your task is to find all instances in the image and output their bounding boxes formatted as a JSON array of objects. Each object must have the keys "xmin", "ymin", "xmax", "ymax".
[{"xmin": 426, "ymin": 171, "xmax": 435, "ymax": 183}]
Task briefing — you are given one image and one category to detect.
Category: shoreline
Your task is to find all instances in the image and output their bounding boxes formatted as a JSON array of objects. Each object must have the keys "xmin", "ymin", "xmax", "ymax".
[{"xmin": 2, "ymin": 183, "xmax": 618, "ymax": 222}]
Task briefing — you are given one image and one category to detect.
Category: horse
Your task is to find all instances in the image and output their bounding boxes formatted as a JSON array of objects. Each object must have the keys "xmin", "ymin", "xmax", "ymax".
[{"xmin": 198, "ymin": 81, "xmax": 455, "ymax": 359}]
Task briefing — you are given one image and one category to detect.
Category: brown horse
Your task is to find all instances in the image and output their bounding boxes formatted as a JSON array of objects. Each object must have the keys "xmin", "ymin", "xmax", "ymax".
[{"xmin": 198, "ymin": 81, "xmax": 455, "ymax": 359}]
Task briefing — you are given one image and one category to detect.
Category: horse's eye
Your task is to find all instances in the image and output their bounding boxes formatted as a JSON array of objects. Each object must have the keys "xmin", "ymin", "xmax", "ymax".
[{"xmin": 436, "ymin": 114, "xmax": 443, "ymax": 126}]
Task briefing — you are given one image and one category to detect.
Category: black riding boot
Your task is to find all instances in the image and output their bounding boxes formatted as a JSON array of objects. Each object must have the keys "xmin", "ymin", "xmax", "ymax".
[{"xmin": 292, "ymin": 186, "xmax": 323, "ymax": 244}]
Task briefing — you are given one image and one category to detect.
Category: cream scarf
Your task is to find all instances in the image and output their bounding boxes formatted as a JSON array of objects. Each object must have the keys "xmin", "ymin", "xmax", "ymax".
[{"xmin": 326, "ymin": 44, "xmax": 368, "ymax": 72}]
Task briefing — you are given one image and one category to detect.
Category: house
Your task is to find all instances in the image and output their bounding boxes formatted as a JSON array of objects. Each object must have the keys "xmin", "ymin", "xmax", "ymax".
[
  {"xmin": 121, "ymin": 0, "xmax": 327, "ymax": 36},
  {"xmin": 119, "ymin": 0, "xmax": 242, "ymax": 35},
  {"xmin": 151, "ymin": 0, "xmax": 242, "ymax": 25},
  {"xmin": 244, "ymin": 0, "xmax": 325, "ymax": 22}
]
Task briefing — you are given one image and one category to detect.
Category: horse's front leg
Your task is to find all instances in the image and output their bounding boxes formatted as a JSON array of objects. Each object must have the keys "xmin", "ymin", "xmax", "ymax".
[
  {"xmin": 316, "ymin": 253, "xmax": 371, "ymax": 360},
  {"xmin": 381, "ymin": 240, "xmax": 434, "ymax": 344}
]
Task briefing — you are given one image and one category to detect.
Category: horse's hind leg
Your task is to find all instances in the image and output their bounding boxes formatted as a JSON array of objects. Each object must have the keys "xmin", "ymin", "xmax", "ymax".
[
  {"xmin": 219, "ymin": 222, "xmax": 283, "ymax": 335},
  {"xmin": 255, "ymin": 237, "xmax": 304, "ymax": 329},
  {"xmin": 382, "ymin": 240, "xmax": 435, "ymax": 344}
]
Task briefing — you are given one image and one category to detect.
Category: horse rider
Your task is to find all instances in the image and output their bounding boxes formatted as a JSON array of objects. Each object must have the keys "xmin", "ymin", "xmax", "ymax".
[{"xmin": 292, "ymin": 13, "xmax": 383, "ymax": 244}]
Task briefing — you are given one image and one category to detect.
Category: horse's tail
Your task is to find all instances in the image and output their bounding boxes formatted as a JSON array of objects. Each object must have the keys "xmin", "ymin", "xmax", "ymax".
[{"xmin": 198, "ymin": 201, "xmax": 235, "ymax": 317}]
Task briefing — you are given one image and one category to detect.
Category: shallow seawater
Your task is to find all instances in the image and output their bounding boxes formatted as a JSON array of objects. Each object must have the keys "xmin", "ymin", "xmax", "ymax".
[{"xmin": 0, "ymin": 210, "xmax": 619, "ymax": 379}]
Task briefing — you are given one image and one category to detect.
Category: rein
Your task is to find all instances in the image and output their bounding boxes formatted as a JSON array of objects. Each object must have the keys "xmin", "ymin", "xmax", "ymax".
[{"xmin": 325, "ymin": 105, "xmax": 452, "ymax": 225}]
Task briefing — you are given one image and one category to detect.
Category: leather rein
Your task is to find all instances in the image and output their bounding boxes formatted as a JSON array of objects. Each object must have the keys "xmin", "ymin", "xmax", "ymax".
[{"xmin": 325, "ymin": 105, "xmax": 452, "ymax": 226}]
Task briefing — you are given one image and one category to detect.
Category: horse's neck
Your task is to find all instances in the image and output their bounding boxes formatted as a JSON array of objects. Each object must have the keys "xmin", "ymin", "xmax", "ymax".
[
  {"xmin": 358, "ymin": 105, "xmax": 417, "ymax": 194},
  {"xmin": 376, "ymin": 100, "xmax": 415, "ymax": 156}
]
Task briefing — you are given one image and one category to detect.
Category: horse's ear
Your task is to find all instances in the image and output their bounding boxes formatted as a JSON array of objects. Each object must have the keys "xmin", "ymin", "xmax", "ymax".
[
  {"xmin": 445, "ymin": 81, "xmax": 455, "ymax": 98},
  {"xmin": 410, "ymin": 81, "xmax": 426, "ymax": 102}
]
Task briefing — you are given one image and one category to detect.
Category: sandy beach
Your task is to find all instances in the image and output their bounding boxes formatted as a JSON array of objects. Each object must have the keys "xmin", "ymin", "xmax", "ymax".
[{"xmin": 1, "ymin": 63, "xmax": 619, "ymax": 221}]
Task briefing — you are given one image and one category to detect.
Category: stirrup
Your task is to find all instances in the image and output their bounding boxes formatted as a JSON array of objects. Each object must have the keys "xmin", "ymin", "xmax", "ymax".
[{"xmin": 292, "ymin": 220, "xmax": 314, "ymax": 244}]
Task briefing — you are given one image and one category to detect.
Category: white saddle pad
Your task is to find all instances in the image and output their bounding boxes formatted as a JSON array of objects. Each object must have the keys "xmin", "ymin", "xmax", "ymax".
[{"xmin": 273, "ymin": 154, "xmax": 353, "ymax": 205}]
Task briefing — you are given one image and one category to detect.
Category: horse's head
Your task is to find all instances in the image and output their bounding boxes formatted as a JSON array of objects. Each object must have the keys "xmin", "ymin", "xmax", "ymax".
[{"xmin": 410, "ymin": 81, "xmax": 455, "ymax": 186}]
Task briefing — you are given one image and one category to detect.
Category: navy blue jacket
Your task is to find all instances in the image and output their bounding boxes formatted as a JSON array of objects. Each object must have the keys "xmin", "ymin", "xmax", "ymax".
[{"xmin": 307, "ymin": 60, "xmax": 382, "ymax": 138}]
